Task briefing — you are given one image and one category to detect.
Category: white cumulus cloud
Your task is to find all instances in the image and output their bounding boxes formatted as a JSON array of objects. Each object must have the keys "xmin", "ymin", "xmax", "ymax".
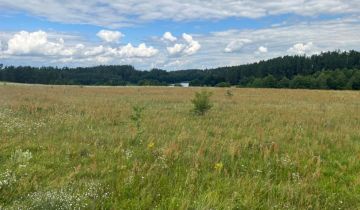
[
  {"xmin": 287, "ymin": 42, "xmax": 315, "ymax": 55},
  {"xmin": 0, "ymin": 30, "xmax": 159, "ymax": 67},
  {"xmin": 258, "ymin": 46, "xmax": 268, "ymax": 53},
  {"xmin": 167, "ymin": 43, "xmax": 185, "ymax": 55},
  {"xmin": 96, "ymin": 30, "xmax": 124, "ymax": 43},
  {"xmin": 4, "ymin": 31, "xmax": 73, "ymax": 56},
  {"xmin": 162, "ymin": 32, "xmax": 177, "ymax": 42},
  {"xmin": 164, "ymin": 33, "xmax": 201, "ymax": 56},
  {"xmin": 182, "ymin": 33, "xmax": 201, "ymax": 55},
  {"xmin": 224, "ymin": 39, "xmax": 252, "ymax": 53},
  {"xmin": 116, "ymin": 43, "xmax": 158, "ymax": 58},
  {"xmin": 78, "ymin": 43, "xmax": 159, "ymax": 59},
  {"xmin": 84, "ymin": 45, "xmax": 105, "ymax": 56}
]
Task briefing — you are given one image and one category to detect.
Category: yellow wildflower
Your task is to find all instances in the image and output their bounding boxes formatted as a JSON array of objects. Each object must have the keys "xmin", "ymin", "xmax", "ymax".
[
  {"xmin": 214, "ymin": 162, "xmax": 223, "ymax": 172},
  {"xmin": 147, "ymin": 142, "xmax": 155, "ymax": 149}
]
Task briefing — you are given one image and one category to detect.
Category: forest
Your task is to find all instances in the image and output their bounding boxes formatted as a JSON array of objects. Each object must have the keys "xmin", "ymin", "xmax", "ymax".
[{"xmin": 1, "ymin": 50, "xmax": 360, "ymax": 90}]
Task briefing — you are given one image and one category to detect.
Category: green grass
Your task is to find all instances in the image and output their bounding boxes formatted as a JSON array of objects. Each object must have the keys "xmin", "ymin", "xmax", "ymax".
[{"xmin": 0, "ymin": 85, "xmax": 360, "ymax": 209}]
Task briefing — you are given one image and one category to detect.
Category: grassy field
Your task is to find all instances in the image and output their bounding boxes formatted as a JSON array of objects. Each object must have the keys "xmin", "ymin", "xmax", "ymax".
[{"xmin": 0, "ymin": 84, "xmax": 360, "ymax": 209}]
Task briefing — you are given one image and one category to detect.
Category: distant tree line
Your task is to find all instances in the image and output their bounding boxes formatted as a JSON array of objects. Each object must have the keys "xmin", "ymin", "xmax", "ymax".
[
  {"xmin": 0, "ymin": 50, "xmax": 360, "ymax": 90},
  {"xmin": 239, "ymin": 69, "xmax": 360, "ymax": 90}
]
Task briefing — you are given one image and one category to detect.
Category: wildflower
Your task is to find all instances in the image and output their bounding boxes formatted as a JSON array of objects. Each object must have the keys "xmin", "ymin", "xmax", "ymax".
[
  {"xmin": 214, "ymin": 162, "xmax": 223, "ymax": 172},
  {"xmin": 147, "ymin": 142, "xmax": 155, "ymax": 149},
  {"xmin": 124, "ymin": 149, "xmax": 133, "ymax": 159},
  {"xmin": 0, "ymin": 170, "xmax": 16, "ymax": 190},
  {"xmin": 11, "ymin": 149, "xmax": 32, "ymax": 165}
]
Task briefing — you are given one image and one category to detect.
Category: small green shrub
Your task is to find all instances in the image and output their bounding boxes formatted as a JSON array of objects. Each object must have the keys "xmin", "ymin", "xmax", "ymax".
[
  {"xmin": 191, "ymin": 90, "xmax": 213, "ymax": 115},
  {"xmin": 216, "ymin": 82, "xmax": 231, "ymax": 87},
  {"xmin": 225, "ymin": 89, "xmax": 233, "ymax": 97},
  {"xmin": 130, "ymin": 105, "xmax": 145, "ymax": 142}
]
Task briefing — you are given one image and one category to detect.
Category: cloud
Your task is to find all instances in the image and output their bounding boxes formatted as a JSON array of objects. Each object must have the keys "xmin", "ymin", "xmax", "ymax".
[
  {"xmin": 258, "ymin": 46, "xmax": 268, "ymax": 53},
  {"xmin": 182, "ymin": 33, "xmax": 201, "ymax": 55},
  {"xmin": 80, "ymin": 43, "xmax": 159, "ymax": 59},
  {"xmin": 1, "ymin": 16, "xmax": 360, "ymax": 70},
  {"xmin": 164, "ymin": 33, "xmax": 201, "ymax": 56},
  {"xmin": 287, "ymin": 42, "xmax": 315, "ymax": 55},
  {"xmin": 83, "ymin": 45, "xmax": 105, "ymax": 56},
  {"xmin": 57, "ymin": 43, "xmax": 159, "ymax": 66},
  {"xmin": 174, "ymin": 17, "xmax": 360, "ymax": 69},
  {"xmin": 224, "ymin": 39, "xmax": 252, "ymax": 53},
  {"xmin": 162, "ymin": 32, "xmax": 177, "ymax": 42},
  {"xmin": 0, "ymin": 40, "xmax": 4, "ymax": 58},
  {"xmin": 164, "ymin": 59, "xmax": 188, "ymax": 68},
  {"xmin": 96, "ymin": 30, "xmax": 124, "ymax": 43},
  {"xmin": 116, "ymin": 43, "xmax": 158, "ymax": 58},
  {"xmin": 167, "ymin": 44, "xmax": 185, "ymax": 55},
  {"xmin": 1, "ymin": 1, "xmax": 360, "ymax": 27},
  {"xmin": 3, "ymin": 31, "xmax": 75, "ymax": 57},
  {"xmin": 0, "ymin": 30, "xmax": 158, "ymax": 67},
  {"xmin": 182, "ymin": 33, "xmax": 194, "ymax": 44}
]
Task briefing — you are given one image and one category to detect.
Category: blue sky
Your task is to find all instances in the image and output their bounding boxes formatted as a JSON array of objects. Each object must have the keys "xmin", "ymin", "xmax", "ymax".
[{"xmin": 0, "ymin": 0, "xmax": 360, "ymax": 70}]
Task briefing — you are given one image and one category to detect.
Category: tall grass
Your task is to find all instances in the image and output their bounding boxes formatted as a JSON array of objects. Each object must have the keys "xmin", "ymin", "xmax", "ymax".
[{"xmin": 0, "ymin": 85, "xmax": 359, "ymax": 209}]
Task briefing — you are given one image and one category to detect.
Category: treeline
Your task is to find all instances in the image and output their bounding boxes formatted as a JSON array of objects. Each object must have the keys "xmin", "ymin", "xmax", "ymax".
[
  {"xmin": 1, "ymin": 50, "xmax": 360, "ymax": 90},
  {"xmin": 238, "ymin": 69, "xmax": 360, "ymax": 90}
]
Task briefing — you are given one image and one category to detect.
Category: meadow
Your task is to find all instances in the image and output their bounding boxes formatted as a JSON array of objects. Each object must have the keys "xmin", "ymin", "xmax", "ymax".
[{"xmin": 0, "ymin": 83, "xmax": 359, "ymax": 209}]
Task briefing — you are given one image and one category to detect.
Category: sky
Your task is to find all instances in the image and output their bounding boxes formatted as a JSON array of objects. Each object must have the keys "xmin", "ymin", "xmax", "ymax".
[{"xmin": 0, "ymin": 1, "xmax": 360, "ymax": 70}]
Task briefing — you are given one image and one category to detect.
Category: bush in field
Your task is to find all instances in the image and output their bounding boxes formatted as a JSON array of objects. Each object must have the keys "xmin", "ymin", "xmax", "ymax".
[
  {"xmin": 216, "ymin": 82, "xmax": 231, "ymax": 87},
  {"xmin": 349, "ymin": 71, "xmax": 360, "ymax": 90},
  {"xmin": 130, "ymin": 105, "xmax": 145, "ymax": 142},
  {"xmin": 191, "ymin": 90, "xmax": 213, "ymax": 115},
  {"xmin": 225, "ymin": 89, "xmax": 233, "ymax": 97}
]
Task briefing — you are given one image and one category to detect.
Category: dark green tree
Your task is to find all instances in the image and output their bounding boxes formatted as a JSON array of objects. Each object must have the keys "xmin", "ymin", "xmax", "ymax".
[
  {"xmin": 216, "ymin": 82, "xmax": 231, "ymax": 87},
  {"xmin": 349, "ymin": 71, "xmax": 360, "ymax": 90},
  {"xmin": 316, "ymin": 72, "xmax": 329, "ymax": 89},
  {"xmin": 278, "ymin": 77, "xmax": 290, "ymax": 88},
  {"xmin": 290, "ymin": 75, "xmax": 315, "ymax": 89},
  {"xmin": 262, "ymin": 75, "xmax": 277, "ymax": 88}
]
